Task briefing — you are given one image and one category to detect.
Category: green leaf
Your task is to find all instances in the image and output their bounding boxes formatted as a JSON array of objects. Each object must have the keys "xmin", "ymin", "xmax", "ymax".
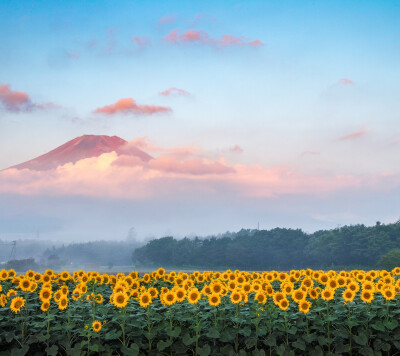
[
  {"xmin": 238, "ymin": 326, "xmax": 252, "ymax": 337},
  {"xmin": 89, "ymin": 344, "xmax": 99, "ymax": 352},
  {"xmin": 44, "ymin": 346, "xmax": 58, "ymax": 356},
  {"xmin": 371, "ymin": 322, "xmax": 386, "ymax": 332},
  {"xmin": 219, "ymin": 344, "xmax": 234, "ymax": 355},
  {"xmin": 104, "ymin": 329, "xmax": 122, "ymax": 341},
  {"xmin": 5, "ymin": 333, "xmax": 14, "ymax": 344},
  {"xmin": 310, "ymin": 346, "xmax": 324, "ymax": 356},
  {"xmin": 383, "ymin": 319, "xmax": 398, "ymax": 330},
  {"xmin": 166, "ymin": 326, "xmax": 181, "ymax": 338},
  {"xmin": 183, "ymin": 333, "xmax": 195, "ymax": 346},
  {"xmin": 245, "ymin": 336, "xmax": 258, "ymax": 349},
  {"xmin": 317, "ymin": 336, "xmax": 327, "ymax": 346},
  {"xmin": 121, "ymin": 344, "xmax": 139, "ymax": 356},
  {"xmin": 292, "ymin": 339, "xmax": 306, "ymax": 351},
  {"xmin": 287, "ymin": 326, "xmax": 297, "ymax": 335},
  {"xmin": 206, "ymin": 327, "xmax": 220, "ymax": 339},
  {"xmin": 275, "ymin": 345, "xmax": 285, "ymax": 356},
  {"xmin": 263, "ymin": 334, "xmax": 276, "ymax": 347},
  {"xmin": 353, "ymin": 332, "xmax": 368, "ymax": 346},
  {"xmin": 220, "ymin": 329, "xmax": 235, "ymax": 342},
  {"xmin": 10, "ymin": 346, "xmax": 29, "ymax": 356},
  {"xmin": 196, "ymin": 344, "xmax": 211, "ymax": 356},
  {"xmin": 253, "ymin": 350, "xmax": 266, "ymax": 356},
  {"xmin": 157, "ymin": 339, "xmax": 172, "ymax": 351},
  {"xmin": 359, "ymin": 347, "xmax": 374, "ymax": 356}
]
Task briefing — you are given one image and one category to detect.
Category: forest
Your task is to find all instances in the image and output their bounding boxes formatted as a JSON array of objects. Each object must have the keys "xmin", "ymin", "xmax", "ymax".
[{"xmin": 133, "ymin": 222, "xmax": 400, "ymax": 270}]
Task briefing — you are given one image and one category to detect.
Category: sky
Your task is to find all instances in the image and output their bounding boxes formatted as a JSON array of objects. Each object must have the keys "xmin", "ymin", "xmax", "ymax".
[{"xmin": 0, "ymin": 0, "xmax": 399, "ymax": 241}]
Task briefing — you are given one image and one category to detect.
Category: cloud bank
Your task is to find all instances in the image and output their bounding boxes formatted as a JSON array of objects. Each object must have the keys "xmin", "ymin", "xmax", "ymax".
[{"xmin": 1, "ymin": 138, "xmax": 392, "ymax": 201}]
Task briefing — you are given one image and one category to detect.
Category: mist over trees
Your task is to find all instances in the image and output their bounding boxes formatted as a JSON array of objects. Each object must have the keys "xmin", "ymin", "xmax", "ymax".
[{"xmin": 133, "ymin": 222, "xmax": 400, "ymax": 270}]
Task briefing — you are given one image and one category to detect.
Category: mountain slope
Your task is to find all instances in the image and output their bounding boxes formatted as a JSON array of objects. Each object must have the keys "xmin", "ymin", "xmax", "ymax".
[{"xmin": 10, "ymin": 134, "xmax": 152, "ymax": 171}]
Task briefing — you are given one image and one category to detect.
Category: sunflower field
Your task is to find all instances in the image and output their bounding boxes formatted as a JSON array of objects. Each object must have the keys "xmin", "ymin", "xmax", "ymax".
[{"xmin": 1, "ymin": 268, "xmax": 400, "ymax": 355}]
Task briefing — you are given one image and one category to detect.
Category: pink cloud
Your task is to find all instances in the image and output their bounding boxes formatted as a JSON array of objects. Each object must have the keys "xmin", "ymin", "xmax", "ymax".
[
  {"xmin": 337, "ymin": 130, "xmax": 368, "ymax": 141},
  {"xmin": 159, "ymin": 87, "xmax": 191, "ymax": 96},
  {"xmin": 163, "ymin": 29, "xmax": 264, "ymax": 48},
  {"xmin": 229, "ymin": 145, "xmax": 243, "ymax": 153},
  {"xmin": 0, "ymin": 83, "xmax": 58, "ymax": 112},
  {"xmin": 338, "ymin": 78, "xmax": 354, "ymax": 86},
  {"xmin": 125, "ymin": 137, "xmax": 201, "ymax": 159},
  {"xmin": 132, "ymin": 36, "xmax": 151, "ymax": 47},
  {"xmin": 0, "ymin": 84, "xmax": 29, "ymax": 108},
  {"xmin": 93, "ymin": 98, "xmax": 172, "ymax": 115},
  {"xmin": 158, "ymin": 14, "xmax": 177, "ymax": 25},
  {"xmin": 2, "ymin": 138, "xmax": 391, "ymax": 201},
  {"xmin": 0, "ymin": 151, "xmax": 374, "ymax": 200}
]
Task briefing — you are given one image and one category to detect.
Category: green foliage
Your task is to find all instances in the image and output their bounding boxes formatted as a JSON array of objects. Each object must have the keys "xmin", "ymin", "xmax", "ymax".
[
  {"xmin": 133, "ymin": 223, "xmax": 400, "ymax": 269},
  {"xmin": 378, "ymin": 248, "xmax": 400, "ymax": 270},
  {"xmin": 4, "ymin": 258, "xmax": 39, "ymax": 272}
]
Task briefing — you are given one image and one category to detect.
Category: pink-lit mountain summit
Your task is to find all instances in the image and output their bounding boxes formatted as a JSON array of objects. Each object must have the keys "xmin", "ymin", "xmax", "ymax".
[{"xmin": 10, "ymin": 135, "xmax": 152, "ymax": 171}]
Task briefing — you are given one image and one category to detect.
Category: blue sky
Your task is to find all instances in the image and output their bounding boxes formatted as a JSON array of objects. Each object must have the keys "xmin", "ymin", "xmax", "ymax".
[{"xmin": 0, "ymin": 0, "xmax": 399, "ymax": 239}]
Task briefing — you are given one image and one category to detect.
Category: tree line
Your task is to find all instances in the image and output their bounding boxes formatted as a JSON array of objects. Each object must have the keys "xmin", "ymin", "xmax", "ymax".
[{"xmin": 132, "ymin": 222, "xmax": 400, "ymax": 270}]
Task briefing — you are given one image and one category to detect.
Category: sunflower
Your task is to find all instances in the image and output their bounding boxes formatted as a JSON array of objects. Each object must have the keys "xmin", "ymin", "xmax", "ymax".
[
  {"xmin": 298, "ymin": 300, "xmax": 311, "ymax": 314},
  {"xmin": 139, "ymin": 292, "xmax": 152, "ymax": 308},
  {"xmin": 347, "ymin": 281, "xmax": 360, "ymax": 292},
  {"xmin": 41, "ymin": 301, "xmax": 50, "ymax": 312},
  {"xmin": 252, "ymin": 283, "xmax": 262, "ymax": 293},
  {"xmin": 163, "ymin": 291, "xmax": 177, "ymax": 306},
  {"xmin": 0, "ymin": 269, "xmax": 9, "ymax": 280},
  {"xmin": 7, "ymin": 289, "xmax": 17, "ymax": 298},
  {"xmin": 255, "ymin": 292, "xmax": 267, "ymax": 304},
  {"xmin": 236, "ymin": 275, "xmax": 245, "ymax": 284},
  {"xmin": 72, "ymin": 289, "xmax": 81, "ymax": 301},
  {"xmin": 327, "ymin": 279, "xmax": 338, "ymax": 290},
  {"xmin": 175, "ymin": 288, "xmax": 186, "ymax": 302},
  {"xmin": 61, "ymin": 286, "xmax": 69, "ymax": 295},
  {"xmin": 54, "ymin": 291, "xmax": 62, "ymax": 303},
  {"xmin": 58, "ymin": 297, "xmax": 68, "ymax": 310},
  {"xmin": 96, "ymin": 294, "xmax": 104, "ymax": 304},
  {"xmin": 362, "ymin": 281, "xmax": 375, "ymax": 292},
  {"xmin": 279, "ymin": 298, "xmax": 289, "ymax": 311},
  {"xmin": 26, "ymin": 270, "xmax": 35, "ymax": 279},
  {"xmin": 230, "ymin": 290, "xmax": 242, "ymax": 304},
  {"xmin": 208, "ymin": 293, "xmax": 221, "ymax": 307},
  {"xmin": 360, "ymin": 290, "xmax": 374, "ymax": 303},
  {"xmin": 202, "ymin": 285, "xmax": 212, "ymax": 295},
  {"xmin": 301, "ymin": 278, "xmax": 313, "ymax": 289},
  {"xmin": 273, "ymin": 292, "xmax": 285, "ymax": 305},
  {"xmin": 60, "ymin": 271, "xmax": 70, "ymax": 281},
  {"xmin": 92, "ymin": 320, "xmax": 102, "ymax": 332},
  {"xmin": 242, "ymin": 283, "xmax": 252, "ymax": 293},
  {"xmin": 309, "ymin": 288, "xmax": 319, "ymax": 300},
  {"xmin": 292, "ymin": 289, "xmax": 305, "ymax": 303},
  {"xmin": 30, "ymin": 282, "xmax": 38, "ymax": 292},
  {"xmin": 212, "ymin": 282, "xmax": 223, "ymax": 294},
  {"xmin": 321, "ymin": 288, "xmax": 335, "ymax": 301},
  {"xmin": 113, "ymin": 292, "xmax": 129, "ymax": 308},
  {"xmin": 10, "ymin": 296, "xmax": 25, "ymax": 313},
  {"xmin": 42, "ymin": 274, "xmax": 52, "ymax": 284},
  {"xmin": 39, "ymin": 288, "xmax": 52, "ymax": 301},
  {"xmin": 187, "ymin": 288, "xmax": 201, "ymax": 305},
  {"xmin": 19, "ymin": 278, "xmax": 31, "ymax": 292},
  {"xmin": 382, "ymin": 287, "xmax": 396, "ymax": 301},
  {"xmin": 342, "ymin": 289, "xmax": 355, "ymax": 303},
  {"xmin": 0, "ymin": 294, "xmax": 7, "ymax": 307}
]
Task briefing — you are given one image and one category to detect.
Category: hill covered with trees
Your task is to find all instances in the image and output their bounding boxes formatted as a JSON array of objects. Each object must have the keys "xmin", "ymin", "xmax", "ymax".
[{"xmin": 132, "ymin": 222, "xmax": 400, "ymax": 270}]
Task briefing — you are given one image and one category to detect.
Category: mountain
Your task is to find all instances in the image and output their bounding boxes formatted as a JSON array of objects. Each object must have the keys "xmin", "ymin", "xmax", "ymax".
[{"xmin": 9, "ymin": 134, "xmax": 152, "ymax": 171}]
